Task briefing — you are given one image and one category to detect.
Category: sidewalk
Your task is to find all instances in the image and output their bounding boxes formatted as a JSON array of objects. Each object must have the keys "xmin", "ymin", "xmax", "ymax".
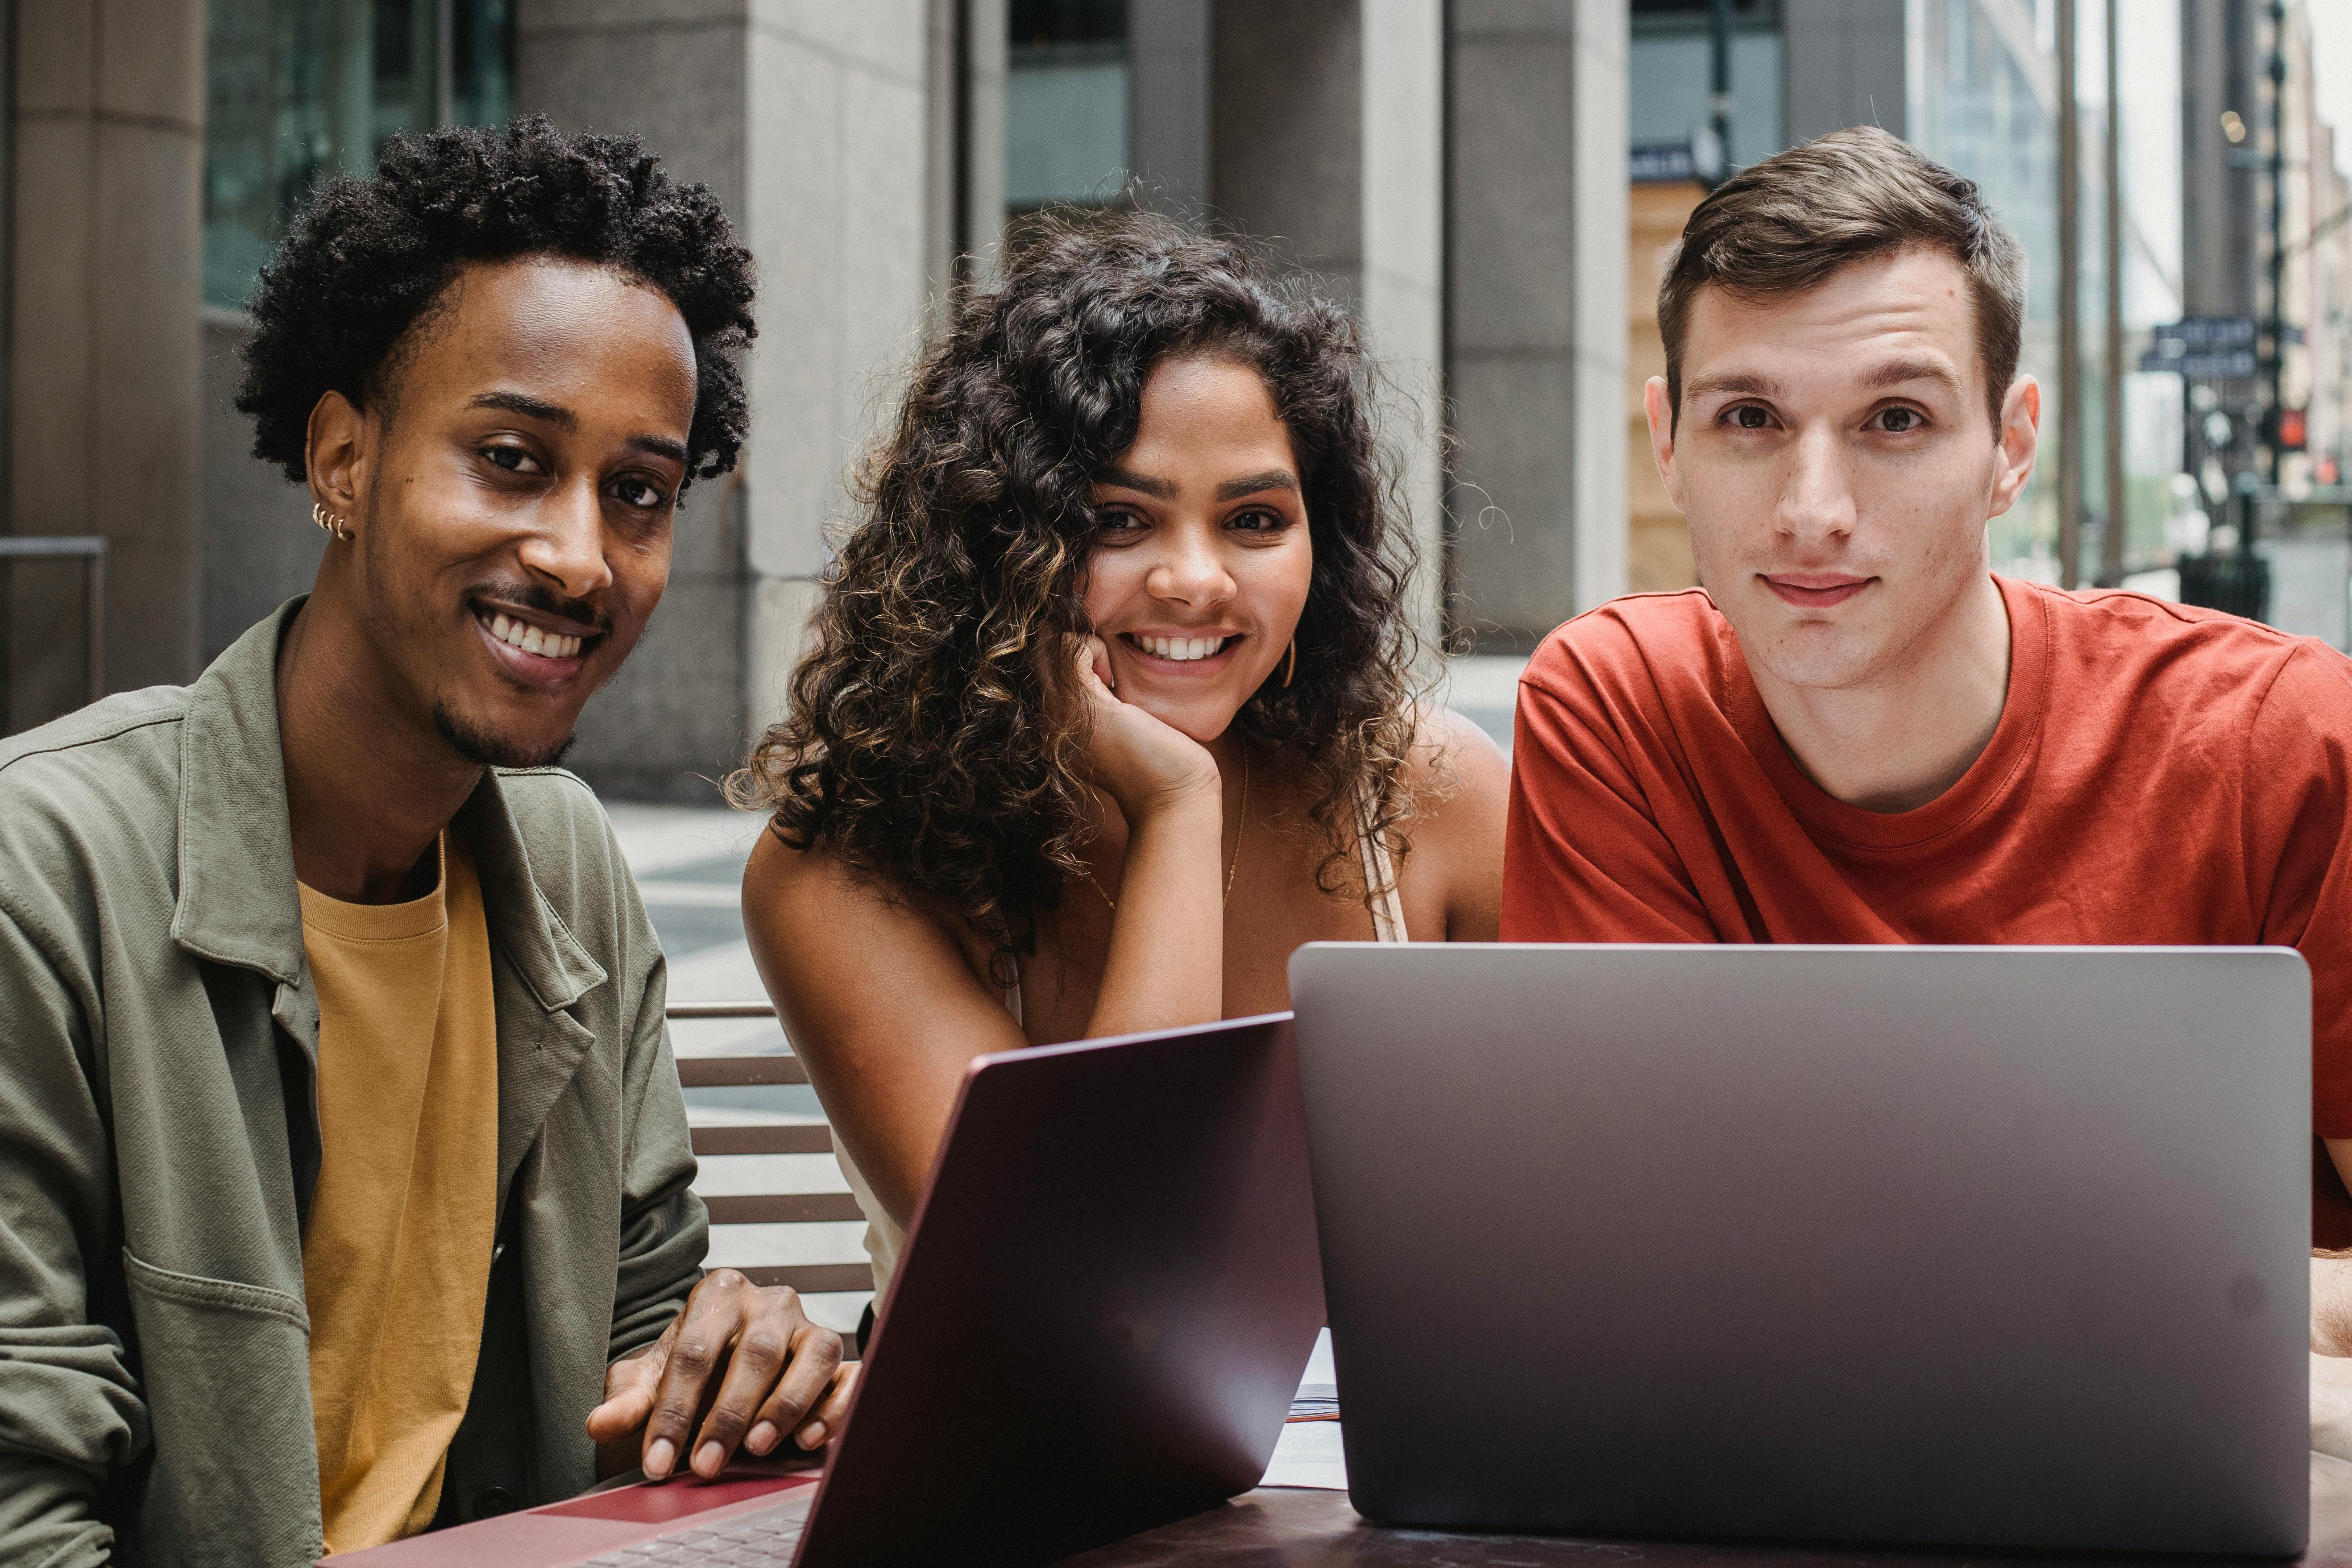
[{"xmin": 606, "ymin": 803, "xmax": 767, "ymax": 1004}]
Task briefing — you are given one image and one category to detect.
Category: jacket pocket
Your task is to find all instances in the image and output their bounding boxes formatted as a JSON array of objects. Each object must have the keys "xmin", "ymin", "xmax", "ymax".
[{"xmin": 121, "ymin": 1249, "xmax": 324, "ymax": 1568}]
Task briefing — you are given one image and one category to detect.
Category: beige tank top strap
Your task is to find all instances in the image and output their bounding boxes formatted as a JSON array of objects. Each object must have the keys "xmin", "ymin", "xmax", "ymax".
[
  {"xmin": 1355, "ymin": 782, "xmax": 1408, "ymax": 943},
  {"xmin": 996, "ymin": 942, "xmax": 1024, "ymax": 1027}
]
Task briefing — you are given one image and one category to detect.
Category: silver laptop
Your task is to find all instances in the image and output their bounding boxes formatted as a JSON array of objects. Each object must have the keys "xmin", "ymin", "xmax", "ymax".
[{"xmin": 1288, "ymin": 943, "xmax": 2311, "ymax": 1555}]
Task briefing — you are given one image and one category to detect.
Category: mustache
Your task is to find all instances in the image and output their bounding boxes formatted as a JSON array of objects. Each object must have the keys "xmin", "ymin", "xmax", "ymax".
[{"xmin": 466, "ymin": 580, "xmax": 614, "ymax": 638}]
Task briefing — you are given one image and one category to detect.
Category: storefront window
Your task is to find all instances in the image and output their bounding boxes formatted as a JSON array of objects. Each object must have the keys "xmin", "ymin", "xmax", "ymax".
[
  {"xmin": 1908, "ymin": 0, "xmax": 2185, "ymax": 580},
  {"xmin": 1908, "ymin": 0, "xmax": 2066, "ymax": 576},
  {"xmin": 204, "ymin": 0, "xmax": 514, "ymax": 309},
  {"xmin": 1005, "ymin": 0, "xmax": 1129, "ymax": 212},
  {"xmin": 1629, "ymin": 0, "xmax": 1784, "ymax": 176}
]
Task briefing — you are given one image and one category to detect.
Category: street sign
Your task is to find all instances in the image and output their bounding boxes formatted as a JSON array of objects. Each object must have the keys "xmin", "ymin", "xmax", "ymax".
[
  {"xmin": 2142, "ymin": 348, "xmax": 2261, "ymax": 377},
  {"xmin": 1631, "ymin": 128, "xmax": 1726, "ymax": 186},
  {"xmin": 2141, "ymin": 315, "xmax": 2259, "ymax": 378},
  {"xmin": 2153, "ymin": 315, "xmax": 2258, "ymax": 347},
  {"xmin": 1631, "ymin": 142, "xmax": 1699, "ymax": 183}
]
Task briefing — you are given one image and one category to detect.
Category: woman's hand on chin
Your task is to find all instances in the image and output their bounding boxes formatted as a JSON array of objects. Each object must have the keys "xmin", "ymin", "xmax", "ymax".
[{"xmin": 1072, "ymin": 634, "xmax": 1222, "ymax": 822}]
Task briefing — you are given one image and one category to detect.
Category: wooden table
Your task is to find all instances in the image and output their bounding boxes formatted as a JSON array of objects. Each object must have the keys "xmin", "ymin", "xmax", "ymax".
[{"xmin": 1062, "ymin": 1455, "xmax": 2352, "ymax": 1566}]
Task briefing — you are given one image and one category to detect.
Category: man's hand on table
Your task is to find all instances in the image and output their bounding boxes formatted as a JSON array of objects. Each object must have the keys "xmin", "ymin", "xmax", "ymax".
[{"xmin": 587, "ymin": 1269, "xmax": 858, "ymax": 1481}]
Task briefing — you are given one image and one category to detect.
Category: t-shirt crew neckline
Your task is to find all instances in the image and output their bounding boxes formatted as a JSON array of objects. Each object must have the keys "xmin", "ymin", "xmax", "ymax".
[
  {"xmin": 1714, "ymin": 573, "xmax": 2050, "ymax": 854},
  {"xmin": 296, "ymin": 840, "xmax": 449, "ymax": 943}
]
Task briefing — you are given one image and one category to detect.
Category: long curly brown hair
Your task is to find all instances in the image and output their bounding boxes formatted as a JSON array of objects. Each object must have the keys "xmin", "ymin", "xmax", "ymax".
[{"xmin": 727, "ymin": 210, "xmax": 1424, "ymax": 956}]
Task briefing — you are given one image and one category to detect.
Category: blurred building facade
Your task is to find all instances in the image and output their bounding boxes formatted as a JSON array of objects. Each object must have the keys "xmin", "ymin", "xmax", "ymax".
[
  {"xmin": 0, "ymin": 0, "xmax": 1630, "ymax": 792},
  {"xmin": 4, "ymin": 0, "xmax": 2347, "ymax": 786},
  {"xmin": 1628, "ymin": 0, "xmax": 2352, "ymax": 610}
]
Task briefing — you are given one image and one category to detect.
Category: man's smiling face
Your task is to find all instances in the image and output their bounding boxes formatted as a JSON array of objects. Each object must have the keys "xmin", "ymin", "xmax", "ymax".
[
  {"xmin": 1646, "ymin": 246, "xmax": 2037, "ymax": 693},
  {"xmin": 318, "ymin": 256, "xmax": 698, "ymax": 767}
]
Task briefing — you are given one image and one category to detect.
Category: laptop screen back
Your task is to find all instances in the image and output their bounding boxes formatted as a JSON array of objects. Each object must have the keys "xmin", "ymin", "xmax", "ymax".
[
  {"xmin": 1290, "ymin": 943, "xmax": 2310, "ymax": 1555},
  {"xmin": 793, "ymin": 1013, "xmax": 1325, "ymax": 1568}
]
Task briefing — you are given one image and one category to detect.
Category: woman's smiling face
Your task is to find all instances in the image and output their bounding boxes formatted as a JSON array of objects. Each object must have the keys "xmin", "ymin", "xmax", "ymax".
[{"xmin": 1081, "ymin": 354, "xmax": 1315, "ymax": 745}]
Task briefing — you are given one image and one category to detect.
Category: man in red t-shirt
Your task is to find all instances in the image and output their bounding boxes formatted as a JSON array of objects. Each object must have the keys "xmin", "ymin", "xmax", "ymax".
[{"xmin": 1501, "ymin": 130, "xmax": 2352, "ymax": 1398}]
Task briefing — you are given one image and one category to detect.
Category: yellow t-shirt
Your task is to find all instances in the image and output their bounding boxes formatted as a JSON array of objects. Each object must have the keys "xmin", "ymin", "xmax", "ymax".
[{"xmin": 298, "ymin": 832, "xmax": 499, "ymax": 1555}]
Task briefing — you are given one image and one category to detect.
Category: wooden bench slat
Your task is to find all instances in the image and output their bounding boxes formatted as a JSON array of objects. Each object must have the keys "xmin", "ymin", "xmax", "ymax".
[
  {"xmin": 678, "ymin": 1055, "xmax": 809, "ymax": 1087},
  {"xmin": 738, "ymin": 1263, "xmax": 876, "ymax": 1294},
  {"xmin": 705, "ymin": 1193, "xmax": 867, "ymax": 1225},
  {"xmin": 671, "ymin": 1018, "xmax": 861, "ymax": 1328},
  {"xmin": 691, "ymin": 1124, "xmax": 835, "ymax": 1156}
]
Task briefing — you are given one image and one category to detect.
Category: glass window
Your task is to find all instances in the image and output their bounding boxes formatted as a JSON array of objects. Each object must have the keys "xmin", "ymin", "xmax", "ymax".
[
  {"xmin": 203, "ymin": 0, "xmax": 514, "ymax": 309},
  {"xmin": 452, "ymin": 0, "xmax": 514, "ymax": 129},
  {"xmin": 1908, "ymin": 0, "xmax": 2066, "ymax": 577},
  {"xmin": 2109, "ymin": 0, "xmax": 2186, "ymax": 566},
  {"xmin": 1910, "ymin": 0, "xmax": 2185, "ymax": 580},
  {"xmin": 1005, "ymin": 0, "xmax": 1129, "ymax": 212},
  {"xmin": 1629, "ymin": 0, "xmax": 1785, "ymax": 176}
]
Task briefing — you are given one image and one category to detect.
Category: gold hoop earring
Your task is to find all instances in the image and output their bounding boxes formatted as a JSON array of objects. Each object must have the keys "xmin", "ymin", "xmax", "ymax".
[
  {"xmin": 312, "ymin": 502, "xmax": 354, "ymax": 542},
  {"xmin": 1282, "ymin": 638, "xmax": 1297, "ymax": 688}
]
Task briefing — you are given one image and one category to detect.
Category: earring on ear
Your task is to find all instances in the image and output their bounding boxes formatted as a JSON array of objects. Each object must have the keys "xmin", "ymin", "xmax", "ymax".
[
  {"xmin": 1282, "ymin": 638, "xmax": 1298, "ymax": 689},
  {"xmin": 312, "ymin": 502, "xmax": 354, "ymax": 542}
]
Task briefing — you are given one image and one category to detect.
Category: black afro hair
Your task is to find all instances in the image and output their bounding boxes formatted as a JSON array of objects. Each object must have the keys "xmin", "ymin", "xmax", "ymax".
[{"xmin": 236, "ymin": 115, "xmax": 755, "ymax": 489}]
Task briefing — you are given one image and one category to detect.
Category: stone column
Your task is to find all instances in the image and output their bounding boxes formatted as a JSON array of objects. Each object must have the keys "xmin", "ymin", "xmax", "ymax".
[
  {"xmin": 1130, "ymin": 0, "xmax": 1212, "ymax": 210},
  {"xmin": 1567, "ymin": 0, "xmax": 1628, "ymax": 615},
  {"xmin": 1360, "ymin": 0, "xmax": 1446, "ymax": 645},
  {"xmin": 1446, "ymin": 0, "xmax": 1626, "ymax": 647},
  {"xmin": 965, "ymin": 0, "xmax": 1008, "ymax": 277},
  {"xmin": 516, "ymin": 0, "xmax": 937, "ymax": 798},
  {"xmin": 1211, "ymin": 0, "xmax": 1446, "ymax": 649},
  {"xmin": 738, "ymin": 9, "xmax": 935, "ymax": 751},
  {"xmin": 1212, "ymin": 0, "xmax": 1361, "ymax": 299},
  {"xmin": 1781, "ymin": 0, "xmax": 1906, "ymax": 144},
  {"xmin": 9, "ymin": 0, "xmax": 205, "ymax": 714}
]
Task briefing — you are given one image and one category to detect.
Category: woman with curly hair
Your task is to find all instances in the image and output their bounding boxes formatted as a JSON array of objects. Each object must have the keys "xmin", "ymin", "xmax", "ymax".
[{"xmin": 731, "ymin": 212, "xmax": 1506, "ymax": 1300}]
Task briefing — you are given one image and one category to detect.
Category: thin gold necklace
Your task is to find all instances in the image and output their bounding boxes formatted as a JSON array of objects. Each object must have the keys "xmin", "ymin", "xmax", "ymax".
[{"xmin": 1083, "ymin": 746, "xmax": 1249, "ymax": 913}]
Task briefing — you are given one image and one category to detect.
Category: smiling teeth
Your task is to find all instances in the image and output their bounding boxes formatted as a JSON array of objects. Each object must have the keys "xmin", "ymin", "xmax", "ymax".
[
  {"xmin": 488, "ymin": 612, "xmax": 582, "ymax": 660},
  {"xmin": 1138, "ymin": 635, "xmax": 1229, "ymax": 661}
]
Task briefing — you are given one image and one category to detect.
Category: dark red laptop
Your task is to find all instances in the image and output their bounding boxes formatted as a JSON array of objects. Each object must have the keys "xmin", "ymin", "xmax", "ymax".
[{"xmin": 335, "ymin": 1012, "xmax": 1324, "ymax": 1568}]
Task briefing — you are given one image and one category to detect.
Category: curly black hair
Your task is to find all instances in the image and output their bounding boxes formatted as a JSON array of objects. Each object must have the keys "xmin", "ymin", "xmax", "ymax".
[
  {"xmin": 237, "ymin": 115, "xmax": 755, "ymax": 486},
  {"xmin": 727, "ymin": 209, "xmax": 1424, "ymax": 958}
]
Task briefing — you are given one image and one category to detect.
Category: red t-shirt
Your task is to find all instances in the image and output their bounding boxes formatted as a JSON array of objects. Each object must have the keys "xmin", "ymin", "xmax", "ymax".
[{"xmin": 1502, "ymin": 575, "xmax": 2352, "ymax": 1244}]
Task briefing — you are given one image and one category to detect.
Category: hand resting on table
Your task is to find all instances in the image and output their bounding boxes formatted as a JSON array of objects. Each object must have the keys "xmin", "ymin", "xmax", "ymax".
[{"xmin": 586, "ymin": 1268, "xmax": 859, "ymax": 1481}]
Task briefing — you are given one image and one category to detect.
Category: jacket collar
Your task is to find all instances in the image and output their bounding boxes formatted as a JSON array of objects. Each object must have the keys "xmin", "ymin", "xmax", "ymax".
[
  {"xmin": 172, "ymin": 598, "xmax": 606, "ymax": 1016},
  {"xmin": 458, "ymin": 773, "xmax": 610, "ymax": 1211},
  {"xmin": 170, "ymin": 601, "xmax": 308, "ymax": 985},
  {"xmin": 456, "ymin": 776, "xmax": 607, "ymax": 1015}
]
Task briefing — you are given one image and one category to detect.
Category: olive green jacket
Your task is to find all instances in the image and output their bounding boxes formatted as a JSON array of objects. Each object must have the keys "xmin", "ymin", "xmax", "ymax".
[{"xmin": 0, "ymin": 601, "xmax": 707, "ymax": 1568}]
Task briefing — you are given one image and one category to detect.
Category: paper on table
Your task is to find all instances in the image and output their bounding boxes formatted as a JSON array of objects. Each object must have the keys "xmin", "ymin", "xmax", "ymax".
[
  {"xmin": 1303, "ymin": 1325, "xmax": 1336, "ymax": 1385},
  {"xmin": 1261, "ymin": 1417, "xmax": 1348, "ymax": 1490},
  {"xmin": 1262, "ymin": 1328, "xmax": 1348, "ymax": 1491}
]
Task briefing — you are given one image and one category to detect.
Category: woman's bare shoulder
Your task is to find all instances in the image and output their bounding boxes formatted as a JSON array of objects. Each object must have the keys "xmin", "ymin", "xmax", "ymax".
[
  {"xmin": 1405, "ymin": 704, "xmax": 1510, "ymax": 812},
  {"xmin": 1396, "ymin": 706, "xmax": 1507, "ymax": 942},
  {"xmin": 740, "ymin": 821, "xmax": 1005, "ymax": 1032},
  {"xmin": 742, "ymin": 822, "xmax": 931, "ymax": 943},
  {"xmin": 743, "ymin": 820, "xmax": 848, "ymax": 906}
]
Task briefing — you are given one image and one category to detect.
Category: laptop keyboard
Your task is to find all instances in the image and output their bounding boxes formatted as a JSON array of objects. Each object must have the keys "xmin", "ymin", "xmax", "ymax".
[{"xmin": 575, "ymin": 1496, "xmax": 809, "ymax": 1565}]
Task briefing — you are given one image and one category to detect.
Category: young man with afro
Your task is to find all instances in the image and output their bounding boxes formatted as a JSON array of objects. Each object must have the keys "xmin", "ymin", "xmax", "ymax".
[{"xmin": 0, "ymin": 119, "xmax": 848, "ymax": 1567}]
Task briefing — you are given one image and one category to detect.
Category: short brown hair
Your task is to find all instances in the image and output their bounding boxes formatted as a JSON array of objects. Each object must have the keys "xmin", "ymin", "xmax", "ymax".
[{"xmin": 1658, "ymin": 126, "xmax": 2027, "ymax": 434}]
